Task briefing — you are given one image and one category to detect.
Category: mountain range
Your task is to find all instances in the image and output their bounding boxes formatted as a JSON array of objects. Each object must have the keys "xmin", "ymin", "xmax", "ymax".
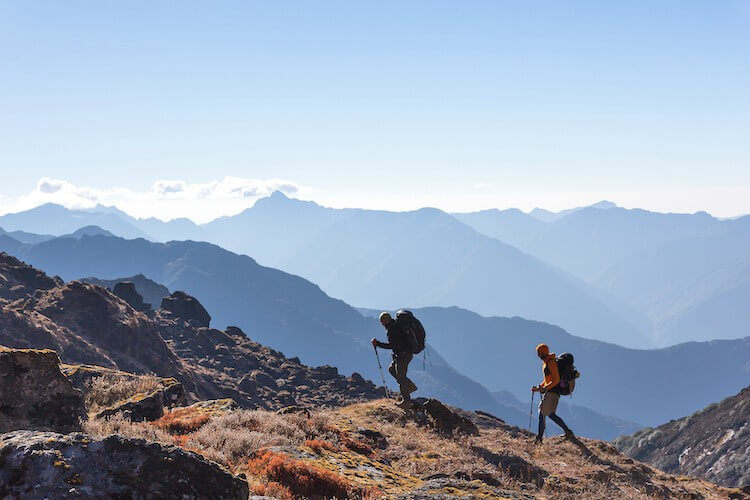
[
  {"xmin": 455, "ymin": 204, "xmax": 750, "ymax": 345},
  {"xmin": 0, "ymin": 197, "xmax": 653, "ymax": 348},
  {"xmin": 2, "ymin": 232, "xmax": 748, "ymax": 433}
]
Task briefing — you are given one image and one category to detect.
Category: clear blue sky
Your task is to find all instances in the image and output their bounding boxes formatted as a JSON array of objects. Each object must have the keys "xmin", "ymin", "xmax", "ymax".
[{"xmin": 1, "ymin": 1, "xmax": 749, "ymax": 220}]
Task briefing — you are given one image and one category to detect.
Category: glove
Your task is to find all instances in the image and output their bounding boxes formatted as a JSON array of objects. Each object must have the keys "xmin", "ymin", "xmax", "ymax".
[
  {"xmin": 531, "ymin": 386, "xmax": 539, "ymax": 392},
  {"xmin": 371, "ymin": 338, "xmax": 378, "ymax": 348}
]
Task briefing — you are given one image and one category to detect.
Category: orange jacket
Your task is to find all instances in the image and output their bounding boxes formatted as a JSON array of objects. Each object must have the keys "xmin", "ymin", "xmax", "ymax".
[{"xmin": 540, "ymin": 354, "xmax": 560, "ymax": 391}]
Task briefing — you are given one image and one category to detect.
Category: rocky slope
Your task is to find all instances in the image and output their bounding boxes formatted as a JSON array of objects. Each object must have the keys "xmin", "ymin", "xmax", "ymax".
[
  {"xmin": 80, "ymin": 397, "xmax": 748, "ymax": 499},
  {"xmin": 0, "ymin": 252, "xmax": 382, "ymax": 411},
  {"xmin": 615, "ymin": 386, "xmax": 750, "ymax": 488}
]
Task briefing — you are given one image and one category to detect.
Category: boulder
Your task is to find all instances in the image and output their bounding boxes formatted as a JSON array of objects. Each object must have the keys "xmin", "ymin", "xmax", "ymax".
[
  {"xmin": 96, "ymin": 380, "xmax": 186, "ymax": 422},
  {"xmin": 159, "ymin": 291, "xmax": 211, "ymax": 327},
  {"xmin": 112, "ymin": 281, "xmax": 149, "ymax": 312},
  {"xmin": 411, "ymin": 398, "xmax": 479, "ymax": 436},
  {"xmin": 0, "ymin": 430, "xmax": 248, "ymax": 499},
  {"xmin": 0, "ymin": 346, "xmax": 86, "ymax": 433}
]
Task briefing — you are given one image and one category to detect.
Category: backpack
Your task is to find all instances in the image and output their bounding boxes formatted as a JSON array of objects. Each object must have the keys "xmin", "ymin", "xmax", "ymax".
[
  {"xmin": 395, "ymin": 310, "xmax": 426, "ymax": 354},
  {"xmin": 556, "ymin": 352, "xmax": 580, "ymax": 396}
]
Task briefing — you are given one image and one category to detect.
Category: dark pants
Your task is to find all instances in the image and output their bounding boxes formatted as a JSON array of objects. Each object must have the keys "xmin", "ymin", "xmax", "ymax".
[
  {"xmin": 537, "ymin": 412, "xmax": 571, "ymax": 439},
  {"xmin": 389, "ymin": 351, "xmax": 415, "ymax": 400}
]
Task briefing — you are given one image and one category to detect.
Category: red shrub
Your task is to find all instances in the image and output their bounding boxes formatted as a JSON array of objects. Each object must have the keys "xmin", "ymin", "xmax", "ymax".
[
  {"xmin": 153, "ymin": 408, "xmax": 210, "ymax": 434},
  {"xmin": 247, "ymin": 450, "xmax": 353, "ymax": 499},
  {"xmin": 251, "ymin": 481, "xmax": 293, "ymax": 499},
  {"xmin": 305, "ymin": 439, "xmax": 335, "ymax": 454}
]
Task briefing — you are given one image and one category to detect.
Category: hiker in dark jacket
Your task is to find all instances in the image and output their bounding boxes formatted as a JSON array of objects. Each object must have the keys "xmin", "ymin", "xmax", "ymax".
[
  {"xmin": 372, "ymin": 312, "xmax": 417, "ymax": 407},
  {"xmin": 532, "ymin": 343, "xmax": 574, "ymax": 443}
]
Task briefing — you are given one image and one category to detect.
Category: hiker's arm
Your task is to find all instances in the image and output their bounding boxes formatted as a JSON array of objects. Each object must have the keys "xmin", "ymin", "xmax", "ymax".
[
  {"xmin": 541, "ymin": 361, "xmax": 560, "ymax": 390},
  {"xmin": 375, "ymin": 340, "xmax": 392, "ymax": 349}
]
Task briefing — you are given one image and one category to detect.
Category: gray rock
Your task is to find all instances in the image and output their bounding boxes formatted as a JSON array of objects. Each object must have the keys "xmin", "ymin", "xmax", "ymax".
[
  {"xmin": 0, "ymin": 346, "xmax": 86, "ymax": 433},
  {"xmin": 159, "ymin": 291, "xmax": 211, "ymax": 327},
  {"xmin": 112, "ymin": 281, "xmax": 149, "ymax": 312},
  {"xmin": 0, "ymin": 430, "xmax": 249, "ymax": 499}
]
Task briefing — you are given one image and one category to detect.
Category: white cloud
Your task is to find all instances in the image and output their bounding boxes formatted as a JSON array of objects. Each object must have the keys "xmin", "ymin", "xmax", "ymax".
[{"xmin": 0, "ymin": 177, "xmax": 304, "ymax": 223}]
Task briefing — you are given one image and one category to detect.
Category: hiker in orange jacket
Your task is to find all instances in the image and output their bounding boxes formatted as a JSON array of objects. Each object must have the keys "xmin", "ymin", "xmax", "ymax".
[{"xmin": 531, "ymin": 343, "xmax": 574, "ymax": 443}]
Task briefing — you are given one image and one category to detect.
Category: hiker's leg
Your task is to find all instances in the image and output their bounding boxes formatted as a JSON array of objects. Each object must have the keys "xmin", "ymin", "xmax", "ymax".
[
  {"xmin": 537, "ymin": 413, "xmax": 546, "ymax": 439},
  {"xmin": 548, "ymin": 413, "xmax": 568, "ymax": 431},
  {"xmin": 394, "ymin": 355, "xmax": 411, "ymax": 399},
  {"xmin": 401, "ymin": 353, "xmax": 417, "ymax": 393},
  {"xmin": 549, "ymin": 413, "xmax": 574, "ymax": 436},
  {"xmin": 388, "ymin": 355, "xmax": 408, "ymax": 398}
]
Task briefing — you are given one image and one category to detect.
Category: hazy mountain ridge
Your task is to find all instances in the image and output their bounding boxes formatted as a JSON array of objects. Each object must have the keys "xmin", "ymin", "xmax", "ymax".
[{"xmin": 0, "ymin": 198, "xmax": 652, "ymax": 348}]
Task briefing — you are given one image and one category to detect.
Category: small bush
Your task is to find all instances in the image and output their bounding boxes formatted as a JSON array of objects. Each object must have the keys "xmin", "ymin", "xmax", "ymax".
[
  {"xmin": 154, "ymin": 407, "xmax": 211, "ymax": 434},
  {"xmin": 247, "ymin": 450, "xmax": 354, "ymax": 499},
  {"xmin": 251, "ymin": 481, "xmax": 293, "ymax": 499},
  {"xmin": 305, "ymin": 439, "xmax": 336, "ymax": 454}
]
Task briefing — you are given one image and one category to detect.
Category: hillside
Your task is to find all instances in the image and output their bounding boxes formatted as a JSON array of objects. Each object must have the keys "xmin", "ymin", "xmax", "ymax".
[
  {"xmin": 0, "ymin": 252, "xmax": 383, "ymax": 410},
  {"xmin": 4, "ymin": 343, "xmax": 743, "ymax": 499},
  {"xmin": 0, "ymin": 249, "xmax": 515, "ymax": 423},
  {"xmin": 615, "ymin": 386, "xmax": 750, "ymax": 488},
  {"xmin": 79, "ymin": 397, "xmax": 750, "ymax": 499}
]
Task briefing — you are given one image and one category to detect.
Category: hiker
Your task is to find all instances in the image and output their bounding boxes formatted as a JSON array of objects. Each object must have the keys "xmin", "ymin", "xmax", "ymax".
[
  {"xmin": 532, "ymin": 343, "xmax": 575, "ymax": 443},
  {"xmin": 372, "ymin": 312, "xmax": 418, "ymax": 407}
]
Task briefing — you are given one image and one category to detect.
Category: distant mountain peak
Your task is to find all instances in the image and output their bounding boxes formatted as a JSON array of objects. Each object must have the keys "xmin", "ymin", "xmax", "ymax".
[
  {"xmin": 66, "ymin": 225, "xmax": 116, "ymax": 239},
  {"xmin": 590, "ymin": 200, "xmax": 617, "ymax": 209}
]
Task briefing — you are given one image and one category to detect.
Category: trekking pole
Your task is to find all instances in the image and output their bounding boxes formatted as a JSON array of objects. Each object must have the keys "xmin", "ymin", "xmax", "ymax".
[
  {"xmin": 373, "ymin": 346, "xmax": 390, "ymax": 399},
  {"xmin": 528, "ymin": 391, "xmax": 535, "ymax": 432}
]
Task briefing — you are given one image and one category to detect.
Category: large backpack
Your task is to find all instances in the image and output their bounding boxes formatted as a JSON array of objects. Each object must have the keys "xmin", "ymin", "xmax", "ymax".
[
  {"xmin": 395, "ymin": 310, "xmax": 426, "ymax": 354},
  {"xmin": 556, "ymin": 352, "xmax": 580, "ymax": 396}
]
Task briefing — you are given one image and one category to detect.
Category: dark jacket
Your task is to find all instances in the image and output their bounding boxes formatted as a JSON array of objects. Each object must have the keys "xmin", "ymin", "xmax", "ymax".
[{"xmin": 375, "ymin": 319, "xmax": 409, "ymax": 354}]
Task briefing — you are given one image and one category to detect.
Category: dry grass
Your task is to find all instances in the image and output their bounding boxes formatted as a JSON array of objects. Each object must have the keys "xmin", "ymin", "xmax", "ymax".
[
  {"xmin": 84, "ymin": 373, "xmax": 164, "ymax": 413},
  {"xmin": 82, "ymin": 399, "xmax": 741, "ymax": 500},
  {"xmin": 83, "ymin": 413, "xmax": 173, "ymax": 444}
]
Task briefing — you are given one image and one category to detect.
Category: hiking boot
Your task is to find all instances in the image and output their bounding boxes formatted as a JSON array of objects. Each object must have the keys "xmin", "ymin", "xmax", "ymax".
[
  {"xmin": 407, "ymin": 380, "xmax": 418, "ymax": 394},
  {"xmin": 396, "ymin": 398, "xmax": 413, "ymax": 409},
  {"xmin": 534, "ymin": 435, "xmax": 543, "ymax": 445},
  {"xmin": 564, "ymin": 429, "xmax": 575, "ymax": 440}
]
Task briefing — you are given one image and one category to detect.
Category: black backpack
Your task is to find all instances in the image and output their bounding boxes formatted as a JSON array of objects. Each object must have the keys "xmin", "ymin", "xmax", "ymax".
[
  {"xmin": 556, "ymin": 352, "xmax": 579, "ymax": 396},
  {"xmin": 395, "ymin": 310, "xmax": 426, "ymax": 354}
]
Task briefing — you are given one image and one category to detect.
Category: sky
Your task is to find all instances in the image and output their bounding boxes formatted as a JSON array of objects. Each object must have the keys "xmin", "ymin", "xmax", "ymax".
[{"xmin": 1, "ymin": 1, "xmax": 749, "ymax": 222}]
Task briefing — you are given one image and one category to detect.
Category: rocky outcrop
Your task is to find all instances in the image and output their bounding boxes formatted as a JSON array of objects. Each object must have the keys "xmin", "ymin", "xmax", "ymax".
[
  {"xmin": 160, "ymin": 291, "xmax": 211, "ymax": 327},
  {"xmin": 155, "ymin": 310, "xmax": 383, "ymax": 410},
  {"xmin": 0, "ymin": 430, "xmax": 249, "ymax": 499},
  {"xmin": 0, "ymin": 346, "xmax": 86, "ymax": 433},
  {"xmin": 96, "ymin": 380, "xmax": 186, "ymax": 422},
  {"xmin": 81, "ymin": 273, "xmax": 170, "ymax": 311},
  {"xmin": 0, "ymin": 252, "xmax": 60, "ymax": 303},
  {"xmin": 1, "ymin": 281, "xmax": 198, "ymax": 395},
  {"xmin": 112, "ymin": 281, "xmax": 148, "ymax": 312},
  {"xmin": 615, "ymin": 386, "xmax": 750, "ymax": 488},
  {"xmin": 1, "ymin": 255, "xmax": 382, "ymax": 417}
]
